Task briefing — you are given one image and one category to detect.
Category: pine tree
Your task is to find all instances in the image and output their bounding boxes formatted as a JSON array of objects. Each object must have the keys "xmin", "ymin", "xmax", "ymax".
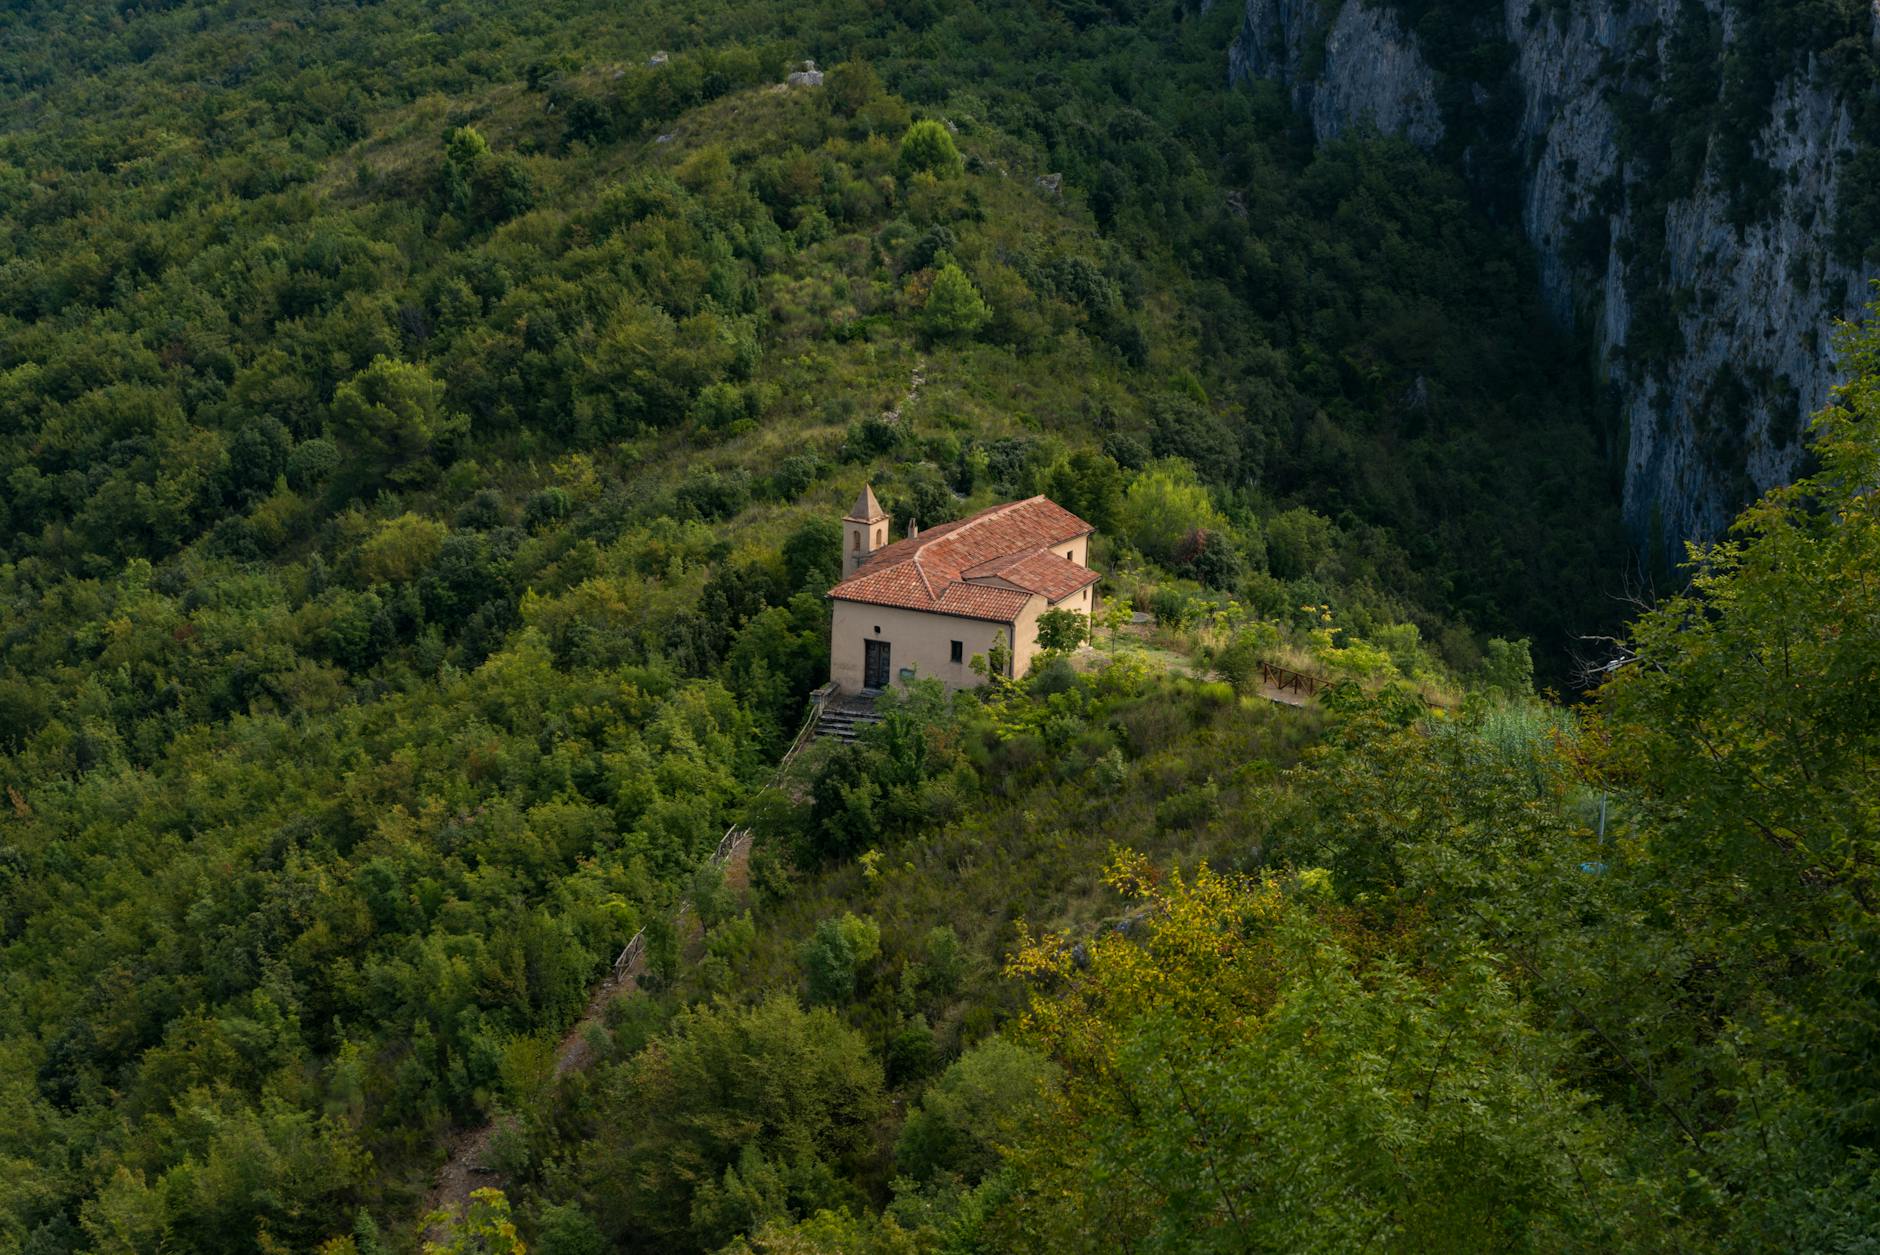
[{"xmin": 923, "ymin": 262, "xmax": 990, "ymax": 341}]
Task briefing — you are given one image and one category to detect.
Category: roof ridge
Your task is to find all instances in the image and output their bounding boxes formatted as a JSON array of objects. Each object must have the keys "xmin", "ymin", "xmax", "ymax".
[
  {"xmin": 910, "ymin": 498, "xmax": 1026, "ymax": 566},
  {"xmin": 828, "ymin": 496, "xmax": 1094, "ymax": 611},
  {"xmin": 933, "ymin": 498, "xmax": 1022, "ymax": 541}
]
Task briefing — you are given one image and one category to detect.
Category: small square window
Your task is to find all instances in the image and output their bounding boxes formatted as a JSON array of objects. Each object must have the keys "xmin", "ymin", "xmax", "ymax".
[{"xmin": 950, "ymin": 640, "xmax": 964, "ymax": 664}]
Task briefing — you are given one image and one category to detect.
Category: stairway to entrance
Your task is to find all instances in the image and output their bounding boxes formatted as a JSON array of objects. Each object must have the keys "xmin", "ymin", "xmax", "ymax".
[{"xmin": 814, "ymin": 692, "xmax": 882, "ymax": 743}]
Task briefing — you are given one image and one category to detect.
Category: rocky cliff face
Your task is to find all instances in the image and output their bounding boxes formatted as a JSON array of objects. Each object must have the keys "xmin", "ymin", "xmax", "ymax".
[{"xmin": 1228, "ymin": 0, "xmax": 1880, "ymax": 554}]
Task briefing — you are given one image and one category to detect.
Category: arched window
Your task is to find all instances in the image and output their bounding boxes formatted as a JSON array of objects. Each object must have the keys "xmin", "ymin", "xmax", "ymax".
[
  {"xmin": 851, "ymin": 531, "xmax": 860, "ymax": 552},
  {"xmin": 876, "ymin": 528, "xmax": 883, "ymax": 544}
]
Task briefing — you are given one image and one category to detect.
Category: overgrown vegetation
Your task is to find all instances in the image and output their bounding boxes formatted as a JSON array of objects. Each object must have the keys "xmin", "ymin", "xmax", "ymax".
[
  {"xmin": 484, "ymin": 315, "xmax": 1880, "ymax": 1252},
  {"xmin": 4, "ymin": 0, "xmax": 1866, "ymax": 1249}
]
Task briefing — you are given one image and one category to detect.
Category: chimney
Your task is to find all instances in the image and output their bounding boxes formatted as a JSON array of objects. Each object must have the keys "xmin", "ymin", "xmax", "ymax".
[{"xmin": 909, "ymin": 519, "xmax": 919, "ymax": 539}]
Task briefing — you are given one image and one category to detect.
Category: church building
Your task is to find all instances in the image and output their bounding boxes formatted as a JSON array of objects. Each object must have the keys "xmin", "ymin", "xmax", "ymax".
[{"xmin": 825, "ymin": 485, "xmax": 1098, "ymax": 693}]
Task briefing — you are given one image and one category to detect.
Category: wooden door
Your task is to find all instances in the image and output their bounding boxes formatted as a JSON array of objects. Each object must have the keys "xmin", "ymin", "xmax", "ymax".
[{"xmin": 863, "ymin": 639, "xmax": 890, "ymax": 689}]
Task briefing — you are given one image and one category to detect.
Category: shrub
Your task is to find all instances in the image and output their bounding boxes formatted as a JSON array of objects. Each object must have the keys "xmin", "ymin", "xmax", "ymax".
[
  {"xmin": 896, "ymin": 120, "xmax": 963, "ymax": 179},
  {"xmin": 806, "ymin": 745, "xmax": 884, "ymax": 862},
  {"xmin": 923, "ymin": 262, "xmax": 991, "ymax": 341},
  {"xmin": 922, "ymin": 926, "xmax": 965, "ymax": 997},
  {"xmin": 1035, "ymin": 607, "xmax": 1089, "ymax": 653},
  {"xmin": 535, "ymin": 1202, "xmax": 606, "ymax": 1255},
  {"xmin": 674, "ymin": 468, "xmax": 751, "ymax": 521},
  {"xmin": 1266, "ymin": 507, "xmax": 1335, "ymax": 580},
  {"xmin": 769, "ymin": 453, "xmax": 823, "ymax": 501},
  {"xmin": 1214, "ymin": 631, "xmax": 1265, "ymax": 695},
  {"xmin": 330, "ymin": 355, "xmax": 465, "ymax": 483},
  {"xmin": 1148, "ymin": 586, "xmax": 1194, "ymax": 629},
  {"xmin": 454, "ymin": 488, "xmax": 509, "ymax": 530},
  {"xmin": 1481, "ymin": 637, "xmax": 1534, "ymax": 698},
  {"xmin": 355, "ymin": 513, "xmax": 448, "ymax": 585},
  {"xmin": 886, "ymin": 1018, "xmax": 936, "ymax": 1085},
  {"xmin": 894, "ymin": 1037, "xmax": 1058, "ymax": 1183},
  {"xmin": 801, "ymin": 913, "xmax": 882, "ymax": 1004},
  {"xmin": 692, "ymin": 381, "xmax": 748, "ymax": 429},
  {"xmin": 906, "ymin": 225, "xmax": 958, "ymax": 272},
  {"xmin": 1119, "ymin": 462, "xmax": 1225, "ymax": 563},
  {"xmin": 524, "ymin": 486, "xmax": 572, "ymax": 529},
  {"xmin": 286, "ymin": 438, "xmax": 340, "ymax": 491},
  {"xmin": 1175, "ymin": 527, "xmax": 1246, "ymax": 589}
]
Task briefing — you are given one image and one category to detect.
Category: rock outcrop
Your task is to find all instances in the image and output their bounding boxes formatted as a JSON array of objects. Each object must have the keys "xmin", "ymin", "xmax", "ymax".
[
  {"xmin": 1229, "ymin": 0, "xmax": 1443, "ymax": 147},
  {"xmin": 1229, "ymin": 0, "xmax": 1880, "ymax": 555}
]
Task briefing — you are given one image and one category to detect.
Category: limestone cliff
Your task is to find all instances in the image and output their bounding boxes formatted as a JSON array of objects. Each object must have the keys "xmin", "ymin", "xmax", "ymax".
[{"xmin": 1228, "ymin": 0, "xmax": 1880, "ymax": 554}]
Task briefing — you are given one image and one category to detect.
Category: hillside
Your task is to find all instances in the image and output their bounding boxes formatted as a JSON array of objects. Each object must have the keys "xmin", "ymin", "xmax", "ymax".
[{"xmin": 0, "ymin": 0, "xmax": 1875, "ymax": 1252}]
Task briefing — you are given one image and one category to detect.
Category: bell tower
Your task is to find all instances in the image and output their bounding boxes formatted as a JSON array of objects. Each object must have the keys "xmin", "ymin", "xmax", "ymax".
[{"xmin": 843, "ymin": 483, "xmax": 889, "ymax": 573}]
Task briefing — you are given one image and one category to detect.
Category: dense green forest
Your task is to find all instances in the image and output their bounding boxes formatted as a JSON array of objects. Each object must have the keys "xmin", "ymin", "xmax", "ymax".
[{"xmin": 1, "ymin": 0, "xmax": 1874, "ymax": 1250}]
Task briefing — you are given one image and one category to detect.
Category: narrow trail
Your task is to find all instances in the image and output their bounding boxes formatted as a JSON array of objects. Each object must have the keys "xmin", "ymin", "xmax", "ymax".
[
  {"xmin": 421, "ymin": 831, "xmax": 755, "ymax": 1236},
  {"xmin": 421, "ymin": 704, "xmax": 825, "ymax": 1239}
]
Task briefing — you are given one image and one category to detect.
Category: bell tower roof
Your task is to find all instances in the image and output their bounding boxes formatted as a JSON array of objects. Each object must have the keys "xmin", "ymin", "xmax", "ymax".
[{"xmin": 844, "ymin": 483, "xmax": 887, "ymax": 523}]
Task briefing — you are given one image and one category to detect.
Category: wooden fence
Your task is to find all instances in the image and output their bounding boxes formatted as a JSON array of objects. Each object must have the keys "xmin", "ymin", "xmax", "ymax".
[
  {"xmin": 611, "ymin": 693, "xmax": 826, "ymax": 976},
  {"xmin": 1259, "ymin": 659, "xmax": 1328, "ymax": 698}
]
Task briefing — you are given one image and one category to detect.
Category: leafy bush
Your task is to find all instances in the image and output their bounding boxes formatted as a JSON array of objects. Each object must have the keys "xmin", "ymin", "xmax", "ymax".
[
  {"xmin": 894, "ymin": 1036, "xmax": 1058, "ymax": 1183},
  {"xmin": 1148, "ymin": 586, "xmax": 1195, "ymax": 629},
  {"xmin": 923, "ymin": 263, "xmax": 991, "ymax": 341},
  {"xmin": 1035, "ymin": 607, "xmax": 1089, "ymax": 653},
  {"xmin": 577, "ymin": 996, "xmax": 885, "ymax": 1248},
  {"xmin": 896, "ymin": 120, "xmax": 963, "ymax": 179},
  {"xmin": 1119, "ymin": 463, "xmax": 1225, "ymax": 564},
  {"xmin": 1265, "ymin": 507, "xmax": 1335, "ymax": 580},
  {"xmin": 801, "ymin": 912, "xmax": 882, "ymax": 1005},
  {"xmin": 285, "ymin": 438, "xmax": 340, "ymax": 491}
]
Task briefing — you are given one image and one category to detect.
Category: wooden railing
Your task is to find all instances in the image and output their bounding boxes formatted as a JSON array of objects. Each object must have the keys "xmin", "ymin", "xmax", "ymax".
[
  {"xmin": 611, "ymin": 691, "xmax": 826, "ymax": 976},
  {"xmin": 1259, "ymin": 659, "xmax": 1328, "ymax": 698},
  {"xmin": 612, "ymin": 930, "xmax": 647, "ymax": 978}
]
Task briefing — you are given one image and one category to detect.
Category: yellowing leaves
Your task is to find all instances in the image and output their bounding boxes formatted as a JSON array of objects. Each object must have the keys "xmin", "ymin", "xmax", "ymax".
[{"xmin": 353, "ymin": 512, "xmax": 447, "ymax": 586}]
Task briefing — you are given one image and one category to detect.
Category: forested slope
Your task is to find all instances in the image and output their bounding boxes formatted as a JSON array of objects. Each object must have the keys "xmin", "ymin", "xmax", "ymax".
[
  {"xmin": 6, "ymin": 0, "xmax": 1853, "ymax": 1252},
  {"xmin": 496, "ymin": 328, "xmax": 1880, "ymax": 1254}
]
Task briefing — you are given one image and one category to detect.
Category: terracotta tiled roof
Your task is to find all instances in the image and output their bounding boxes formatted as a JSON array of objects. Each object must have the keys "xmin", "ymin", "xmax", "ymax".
[
  {"xmin": 967, "ymin": 549, "xmax": 1100, "ymax": 602},
  {"xmin": 828, "ymin": 496, "xmax": 1095, "ymax": 622}
]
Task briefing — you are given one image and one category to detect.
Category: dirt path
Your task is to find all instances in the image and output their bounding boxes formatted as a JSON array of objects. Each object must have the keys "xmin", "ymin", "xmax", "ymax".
[{"xmin": 420, "ymin": 831, "xmax": 754, "ymax": 1236}]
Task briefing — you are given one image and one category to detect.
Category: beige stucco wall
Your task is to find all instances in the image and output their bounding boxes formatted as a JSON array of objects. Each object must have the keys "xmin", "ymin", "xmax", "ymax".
[
  {"xmin": 830, "ymin": 600, "xmax": 1020, "ymax": 692},
  {"xmin": 844, "ymin": 519, "xmax": 890, "ymax": 574},
  {"xmin": 1008, "ymin": 596, "xmax": 1044, "ymax": 680},
  {"xmin": 828, "ymin": 531, "xmax": 1096, "ymax": 692},
  {"xmin": 1008, "ymin": 577, "xmax": 1095, "ymax": 679}
]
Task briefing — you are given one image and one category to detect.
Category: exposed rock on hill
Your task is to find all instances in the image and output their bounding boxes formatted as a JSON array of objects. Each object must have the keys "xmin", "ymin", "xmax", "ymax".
[{"xmin": 1228, "ymin": 0, "xmax": 1880, "ymax": 555}]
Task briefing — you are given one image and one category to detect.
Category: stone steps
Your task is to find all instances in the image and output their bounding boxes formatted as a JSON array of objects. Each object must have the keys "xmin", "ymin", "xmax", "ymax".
[{"xmin": 814, "ymin": 703, "xmax": 882, "ymax": 744}]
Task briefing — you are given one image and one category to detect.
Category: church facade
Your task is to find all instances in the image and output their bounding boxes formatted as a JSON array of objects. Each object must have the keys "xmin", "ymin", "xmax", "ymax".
[{"xmin": 825, "ymin": 485, "xmax": 1098, "ymax": 694}]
